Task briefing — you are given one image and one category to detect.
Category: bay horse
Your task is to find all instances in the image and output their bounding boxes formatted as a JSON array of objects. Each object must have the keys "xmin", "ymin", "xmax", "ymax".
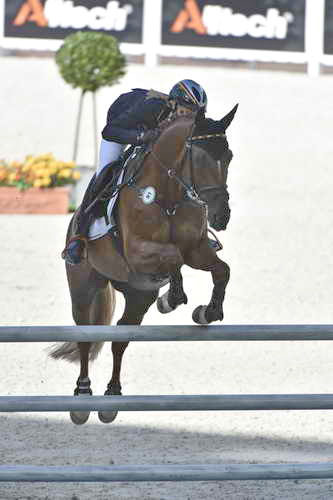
[{"xmin": 51, "ymin": 105, "xmax": 238, "ymax": 425}]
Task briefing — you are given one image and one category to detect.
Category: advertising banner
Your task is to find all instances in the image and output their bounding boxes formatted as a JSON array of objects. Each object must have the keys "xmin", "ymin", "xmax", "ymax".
[
  {"xmin": 162, "ymin": 0, "xmax": 305, "ymax": 52},
  {"xmin": 324, "ymin": 0, "xmax": 333, "ymax": 54},
  {"xmin": 3, "ymin": 0, "xmax": 143, "ymax": 43}
]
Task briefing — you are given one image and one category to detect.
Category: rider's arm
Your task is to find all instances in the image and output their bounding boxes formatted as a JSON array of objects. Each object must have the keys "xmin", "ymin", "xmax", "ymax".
[
  {"xmin": 140, "ymin": 98, "xmax": 170, "ymax": 128},
  {"xmin": 101, "ymin": 95, "xmax": 169, "ymax": 145},
  {"xmin": 102, "ymin": 123, "xmax": 144, "ymax": 145}
]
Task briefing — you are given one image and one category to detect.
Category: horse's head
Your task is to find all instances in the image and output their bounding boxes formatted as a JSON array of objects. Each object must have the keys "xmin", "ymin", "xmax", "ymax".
[{"xmin": 192, "ymin": 104, "xmax": 238, "ymax": 231}]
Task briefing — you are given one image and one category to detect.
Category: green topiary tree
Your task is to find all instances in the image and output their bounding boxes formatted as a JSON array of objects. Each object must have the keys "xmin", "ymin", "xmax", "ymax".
[{"xmin": 55, "ymin": 31, "xmax": 126, "ymax": 165}]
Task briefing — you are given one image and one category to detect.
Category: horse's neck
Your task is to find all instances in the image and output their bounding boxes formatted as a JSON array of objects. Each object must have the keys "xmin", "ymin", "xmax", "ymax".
[
  {"xmin": 154, "ymin": 117, "xmax": 194, "ymax": 164},
  {"xmin": 140, "ymin": 117, "xmax": 195, "ymax": 198}
]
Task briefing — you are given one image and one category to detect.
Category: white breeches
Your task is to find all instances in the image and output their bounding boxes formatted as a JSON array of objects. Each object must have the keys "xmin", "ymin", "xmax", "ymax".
[{"xmin": 96, "ymin": 139, "xmax": 126, "ymax": 177}]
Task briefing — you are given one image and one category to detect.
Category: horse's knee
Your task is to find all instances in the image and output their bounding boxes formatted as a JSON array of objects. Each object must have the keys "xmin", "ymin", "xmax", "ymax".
[{"xmin": 216, "ymin": 261, "xmax": 230, "ymax": 284}]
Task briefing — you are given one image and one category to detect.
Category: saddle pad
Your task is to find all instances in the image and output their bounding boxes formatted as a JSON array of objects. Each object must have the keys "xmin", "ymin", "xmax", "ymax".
[{"xmin": 88, "ymin": 170, "xmax": 125, "ymax": 241}]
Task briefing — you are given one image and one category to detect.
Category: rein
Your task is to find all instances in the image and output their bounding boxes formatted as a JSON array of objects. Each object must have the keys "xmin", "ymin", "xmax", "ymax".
[
  {"xmin": 146, "ymin": 120, "xmax": 208, "ymax": 217},
  {"xmin": 133, "ymin": 129, "xmax": 228, "ymax": 218},
  {"xmin": 150, "ymin": 147, "xmax": 202, "ymax": 204}
]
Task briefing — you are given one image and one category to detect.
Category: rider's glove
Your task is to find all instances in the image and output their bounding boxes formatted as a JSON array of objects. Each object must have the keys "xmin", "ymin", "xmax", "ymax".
[{"xmin": 138, "ymin": 129, "xmax": 159, "ymax": 145}]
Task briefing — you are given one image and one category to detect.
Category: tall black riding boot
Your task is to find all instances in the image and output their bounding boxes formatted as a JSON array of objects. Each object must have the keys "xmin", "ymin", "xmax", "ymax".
[
  {"xmin": 61, "ymin": 174, "xmax": 98, "ymax": 265},
  {"xmin": 61, "ymin": 162, "xmax": 123, "ymax": 265}
]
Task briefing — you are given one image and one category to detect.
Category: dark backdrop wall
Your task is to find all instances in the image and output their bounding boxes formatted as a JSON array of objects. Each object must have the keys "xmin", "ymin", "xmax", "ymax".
[
  {"xmin": 4, "ymin": 0, "xmax": 143, "ymax": 43},
  {"xmin": 324, "ymin": 0, "xmax": 333, "ymax": 54},
  {"xmin": 162, "ymin": 0, "xmax": 305, "ymax": 52}
]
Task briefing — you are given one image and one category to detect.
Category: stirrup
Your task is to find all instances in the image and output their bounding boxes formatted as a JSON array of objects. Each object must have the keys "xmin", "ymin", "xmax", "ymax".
[
  {"xmin": 208, "ymin": 238, "xmax": 222, "ymax": 252},
  {"xmin": 208, "ymin": 229, "xmax": 223, "ymax": 252}
]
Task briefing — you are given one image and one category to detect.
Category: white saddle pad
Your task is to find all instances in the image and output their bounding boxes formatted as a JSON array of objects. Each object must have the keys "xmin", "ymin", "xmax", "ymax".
[{"xmin": 88, "ymin": 170, "xmax": 125, "ymax": 241}]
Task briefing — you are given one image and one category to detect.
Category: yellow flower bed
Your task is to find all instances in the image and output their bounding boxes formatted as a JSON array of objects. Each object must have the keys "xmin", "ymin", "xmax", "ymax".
[{"xmin": 0, "ymin": 154, "xmax": 80, "ymax": 190}]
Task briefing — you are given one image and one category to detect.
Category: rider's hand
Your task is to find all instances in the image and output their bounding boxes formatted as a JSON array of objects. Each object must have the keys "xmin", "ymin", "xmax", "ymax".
[{"xmin": 138, "ymin": 129, "xmax": 159, "ymax": 145}]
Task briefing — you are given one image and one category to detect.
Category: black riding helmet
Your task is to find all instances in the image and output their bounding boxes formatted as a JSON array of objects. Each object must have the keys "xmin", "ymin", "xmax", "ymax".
[{"xmin": 169, "ymin": 79, "xmax": 207, "ymax": 112}]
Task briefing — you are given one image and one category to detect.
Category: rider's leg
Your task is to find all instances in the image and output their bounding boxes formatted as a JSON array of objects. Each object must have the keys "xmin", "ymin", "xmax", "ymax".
[
  {"xmin": 96, "ymin": 139, "xmax": 125, "ymax": 177},
  {"xmin": 62, "ymin": 140, "xmax": 126, "ymax": 265}
]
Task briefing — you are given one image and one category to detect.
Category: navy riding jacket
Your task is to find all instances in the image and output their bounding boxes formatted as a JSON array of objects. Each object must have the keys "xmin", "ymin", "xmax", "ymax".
[{"xmin": 102, "ymin": 88, "xmax": 171, "ymax": 145}]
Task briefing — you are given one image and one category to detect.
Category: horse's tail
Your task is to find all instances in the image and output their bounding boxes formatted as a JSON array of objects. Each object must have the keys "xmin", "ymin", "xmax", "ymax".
[
  {"xmin": 49, "ymin": 279, "xmax": 117, "ymax": 364},
  {"xmin": 48, "ymin": 339, "xmax": 105, "ymax": 363}
]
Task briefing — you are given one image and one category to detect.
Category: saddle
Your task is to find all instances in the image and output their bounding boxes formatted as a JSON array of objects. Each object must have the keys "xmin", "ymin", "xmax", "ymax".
[
  {"xmin": 90, "ymin": 146, "xmax": 148, "ymax": 219},
  {"xmin": 73, "ymin": 145, "xmax": 149, "ymax": 250}
]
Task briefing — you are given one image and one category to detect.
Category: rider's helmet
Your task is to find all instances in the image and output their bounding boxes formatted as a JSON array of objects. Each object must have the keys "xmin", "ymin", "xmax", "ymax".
[{"xmin": 169, "ymin": 79, "xmax": 207, "ymax": 112}]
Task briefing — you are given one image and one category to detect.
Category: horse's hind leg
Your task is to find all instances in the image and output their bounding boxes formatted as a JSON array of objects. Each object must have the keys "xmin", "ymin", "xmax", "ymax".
[
  {"xmin": 67, "ymin": 262, "xmax": 113, "ymax": 425},
  {"xmin": 157, "ymin": 270, "xmax": 187, "ymax": 314},
  {"xmin": 98, "ymin": 282, "xmax": 158, "ymax": 424}
]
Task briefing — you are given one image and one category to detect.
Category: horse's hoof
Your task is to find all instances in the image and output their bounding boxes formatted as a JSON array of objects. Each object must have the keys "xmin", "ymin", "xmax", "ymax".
[
  {"xmin": 71, "ymin": 378, "xmax": 92, "ymax": 425},
  {"xmin": 157, "ymin": 291, "xmax": 174, "ymax": 314},
  {"xmin": 192, "ymin": 305, "xmax": 210, "ymax": 325},
  {"xmin": 70, "ymin": 410, "xmax": 90, "ymax": 425},
  {"xmin": 157, "ymin": 291, "xmax": 188, "ymax": 314},
  {"xmin": 192, "ymin": 305, "xmax": 224, "ymax": 324},
  {"xmin": 98, "ymin": 410, "xmax": 118, "ymax": 424},
  {"xmin": 98, "ymin": 388, "xmax": 121, "ymax": 424}
]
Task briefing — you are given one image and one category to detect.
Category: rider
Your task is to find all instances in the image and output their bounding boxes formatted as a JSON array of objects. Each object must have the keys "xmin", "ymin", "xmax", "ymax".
[{"xmin": 62, "ymin": 79, "xmax": 208, "ymax": 265}]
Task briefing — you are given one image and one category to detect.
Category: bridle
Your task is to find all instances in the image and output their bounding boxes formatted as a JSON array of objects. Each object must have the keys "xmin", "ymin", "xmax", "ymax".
[
  {"xmin": 188, "ymin": 132, "xmax": 228, "ymax": 199},
  {"xmin": 126, "ymin": 119, "xmax": 229, "ymax": 218},
  {"xmin": 142, "ymin": 128, "xmax": 229, "ymax": 217}
]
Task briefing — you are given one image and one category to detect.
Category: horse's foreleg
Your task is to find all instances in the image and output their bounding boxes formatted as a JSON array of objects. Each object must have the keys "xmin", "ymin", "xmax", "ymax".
[
  {"xmin": 157, "ymin": 270, "xmax": 188, "ymax": 314},
  {"xmin": 98, "ymin": 284, "xmax": 158, "ymax": 424},
  {"xmin": 185, "ymin": 241, "xmax": 230, "ymax": 325}
]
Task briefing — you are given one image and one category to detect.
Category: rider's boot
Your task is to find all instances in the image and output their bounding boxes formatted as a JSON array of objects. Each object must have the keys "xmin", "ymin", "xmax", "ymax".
[
  {"xmin": 61, "ymin": 161, "xmax": 123, "ymax": 265},
  {"xmin": 61, "ymin": 236, "xmax": 87, "ymax": 265},
  {"xmin": 61, "ymin": 174, "xmax": 98, "ymax": 265}
]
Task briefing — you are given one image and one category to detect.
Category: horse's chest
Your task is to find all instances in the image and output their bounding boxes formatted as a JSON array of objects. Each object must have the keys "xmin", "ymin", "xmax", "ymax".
[{"xmin": 169, "ymin": 210, "xmax": 205, "ymax": 245}]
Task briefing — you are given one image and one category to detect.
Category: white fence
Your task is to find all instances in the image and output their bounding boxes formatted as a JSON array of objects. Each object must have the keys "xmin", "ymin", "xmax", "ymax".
[{"xmin": 1, "ymin": 324, "xmax": 333, "ymax": 483}]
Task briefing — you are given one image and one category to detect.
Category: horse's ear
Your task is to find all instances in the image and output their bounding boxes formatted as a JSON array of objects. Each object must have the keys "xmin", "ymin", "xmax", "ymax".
[{"xmin": 220, "ymin": 104, "xmax": 238, "ymax": 132}]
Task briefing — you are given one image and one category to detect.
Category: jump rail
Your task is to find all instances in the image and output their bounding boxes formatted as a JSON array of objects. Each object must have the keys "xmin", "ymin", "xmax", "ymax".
[
  {"xmin": 1, "ymin": 394, "xmax": 333, "ymax": 412},
  {"xmin": 2, "ymin": 324, "xmax": 333, "ymax": 484},
  {"xmin": 1, "ymin": 463, "xmax": 333, "ymax": 483},
  {"xmin": 2, "ymin": 324, "xmax": 333, "ymax": 342}
]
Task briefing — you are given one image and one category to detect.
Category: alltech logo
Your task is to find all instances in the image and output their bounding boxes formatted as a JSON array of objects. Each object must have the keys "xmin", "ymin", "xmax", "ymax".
[
  {"xmin": 171, "ymin": 0, "xmax": 294, "ymax": 40},
  {"xmin": 12, "ymin": 0, "xmax": 134, "ymax": 31}
]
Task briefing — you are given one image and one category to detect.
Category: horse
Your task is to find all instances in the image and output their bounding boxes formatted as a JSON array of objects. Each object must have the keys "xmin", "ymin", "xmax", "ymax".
[{"xmin": 50, "ymin": 105, "xmax": 238, "ymax": 425}]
